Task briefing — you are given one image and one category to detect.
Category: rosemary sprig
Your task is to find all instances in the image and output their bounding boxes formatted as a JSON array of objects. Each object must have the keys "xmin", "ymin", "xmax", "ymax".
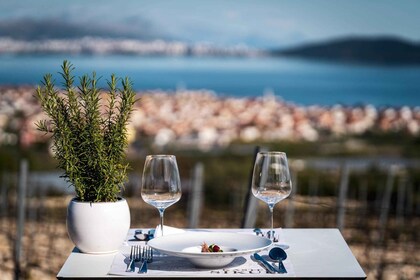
[{"xmin": 35, "ymin": 60, "xmax": 137, "ymax": 202}]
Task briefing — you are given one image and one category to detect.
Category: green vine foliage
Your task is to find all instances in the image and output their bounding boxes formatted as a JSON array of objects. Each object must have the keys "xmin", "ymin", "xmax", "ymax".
[{"xmin": 35, "ymin": 61, "xmax": 137, "ymax": 202}]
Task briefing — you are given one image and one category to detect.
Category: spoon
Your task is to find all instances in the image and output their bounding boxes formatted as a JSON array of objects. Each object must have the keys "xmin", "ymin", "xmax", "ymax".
[{"xmin": 269, "ymin": 247, "xmax": 287, "ymax": 273}]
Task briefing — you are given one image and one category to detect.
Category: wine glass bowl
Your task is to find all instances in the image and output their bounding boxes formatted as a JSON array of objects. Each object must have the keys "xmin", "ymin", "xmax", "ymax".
[
  {"xmin": 141, "ymin": 155, "xmax": 182, "ymax": 237},
  {"xmin": 251, "ymin": 152, "xmax": 292, "ymax": 241}
]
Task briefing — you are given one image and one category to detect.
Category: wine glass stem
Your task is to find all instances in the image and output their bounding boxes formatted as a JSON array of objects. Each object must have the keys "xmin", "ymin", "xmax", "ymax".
[
  {"xmin": 158, "ymin": 208, "xmax": 165, "ymax": 236},
  {"xmin": 269, "ymin": 205, "xmax": 274, "ymax": 242}
]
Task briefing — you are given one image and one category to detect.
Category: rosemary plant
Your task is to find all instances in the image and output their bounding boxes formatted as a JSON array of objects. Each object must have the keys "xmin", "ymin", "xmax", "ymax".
[{"xmin": 35, "ymin": 61, "xmax": 137, "ymax": 202}]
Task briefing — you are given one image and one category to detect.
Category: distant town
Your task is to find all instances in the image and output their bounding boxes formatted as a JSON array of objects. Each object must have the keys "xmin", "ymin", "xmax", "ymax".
[
  {"xmin": 1, "ymin": 36, "xmax": 420, "ymax": 65},
  {"xmin": 0, "ymin": 86, "xmax": 418, "ymax": 150},
  {"xmin": 0, "ymin": 37, "xmax": 261, "ymax": 57}
]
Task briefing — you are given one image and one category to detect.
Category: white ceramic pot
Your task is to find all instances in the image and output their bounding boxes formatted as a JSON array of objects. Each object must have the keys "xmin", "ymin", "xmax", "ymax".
[{"xmin": 66, "ymin": 197, "xmax": 130, "ymax": 254}]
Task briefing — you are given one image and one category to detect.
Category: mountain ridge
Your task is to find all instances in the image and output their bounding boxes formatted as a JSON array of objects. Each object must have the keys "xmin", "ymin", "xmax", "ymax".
[
  {"xmin": 272, "ymin": 36, "xmax": 420, "ymax": 65},
  {"xmin": 0, "ymin": 18, "xmax": 161, "ymax": 41}
]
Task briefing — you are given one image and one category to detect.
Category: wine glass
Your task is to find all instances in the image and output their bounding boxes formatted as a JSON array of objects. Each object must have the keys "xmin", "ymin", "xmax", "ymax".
[
  {"xmin": 141, "ymin": 155, "xmax": 182, "ymax": 237},
  {"xmin": 251, "ymin": 151, "xmax": 292, "ymax": 241}
]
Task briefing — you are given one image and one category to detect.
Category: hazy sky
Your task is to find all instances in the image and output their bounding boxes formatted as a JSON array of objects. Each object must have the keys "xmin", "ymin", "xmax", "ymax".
[{"xmin": 0, "ymin": 0, "xmax": 419, "ymax": 48}]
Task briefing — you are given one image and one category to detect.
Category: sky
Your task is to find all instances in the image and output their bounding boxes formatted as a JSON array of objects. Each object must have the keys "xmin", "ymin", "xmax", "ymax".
[{"xmin": 0, "ymin": 0, "xmax": 419, "ymax": 48}]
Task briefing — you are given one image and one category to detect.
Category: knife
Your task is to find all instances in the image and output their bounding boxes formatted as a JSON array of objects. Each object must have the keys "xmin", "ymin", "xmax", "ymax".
[{"xmin": 253, "ymin": 253, "xmax": 280, "ymax": 274}]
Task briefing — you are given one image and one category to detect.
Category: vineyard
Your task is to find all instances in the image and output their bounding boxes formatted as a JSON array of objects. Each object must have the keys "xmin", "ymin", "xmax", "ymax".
[{"xmin": 0, "ymin": 154, "xmax": 419, "ymax": 279}]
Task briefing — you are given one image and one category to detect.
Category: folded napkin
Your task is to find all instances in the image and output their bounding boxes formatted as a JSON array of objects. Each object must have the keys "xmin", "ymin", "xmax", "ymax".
[{"xmin": 153, "ymin": 225, "xmax": 186, "ymax": 238}]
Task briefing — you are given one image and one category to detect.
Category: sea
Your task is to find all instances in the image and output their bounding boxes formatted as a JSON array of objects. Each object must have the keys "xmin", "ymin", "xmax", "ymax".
[{"xmin": 1, "ymin": 54, "xmax": 419, "ymax": 107}]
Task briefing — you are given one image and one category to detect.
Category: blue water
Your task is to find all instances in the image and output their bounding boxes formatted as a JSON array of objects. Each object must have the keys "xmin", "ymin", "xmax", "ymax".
[{"xmin": 1, "ymin": 55, "xmax": 419, "ymax": 107}]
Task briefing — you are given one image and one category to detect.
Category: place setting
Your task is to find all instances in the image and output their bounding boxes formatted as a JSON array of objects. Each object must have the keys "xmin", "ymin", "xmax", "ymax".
[
  {"xmin": 109, "ymin": 152, "xmax": 296, "ymax": 277},
  {"xmin": 109, "ymin": 227, "xmax": 295, "ymax": 277}
]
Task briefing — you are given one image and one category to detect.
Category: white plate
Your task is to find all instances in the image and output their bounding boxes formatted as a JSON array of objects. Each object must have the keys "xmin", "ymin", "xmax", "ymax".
[{"xmin": 147, "ymin": 231, "xmax": 272, "ymax": 268}]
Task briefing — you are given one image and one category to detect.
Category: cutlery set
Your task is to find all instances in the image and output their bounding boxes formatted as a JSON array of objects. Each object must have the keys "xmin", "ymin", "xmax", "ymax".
[
  {"xmin": 253, "ymin": 251, "xmax": 287, "ymax": 274},
  {"xmin": 253, "ymin": 228, "xmax": 280, "ymax": 243},
  {"xmin": 126, "ymin": 245, "xmax": 153, "ymax": 273},
  {"xmin": 252, "ymin": 228, "xmax": 287, "ymax": 273}
]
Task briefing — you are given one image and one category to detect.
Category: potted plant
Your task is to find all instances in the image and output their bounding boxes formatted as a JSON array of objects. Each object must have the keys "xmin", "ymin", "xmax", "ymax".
[{"xmin": 35, "ymin": 61, "xmax": 136, "ymax": 254}]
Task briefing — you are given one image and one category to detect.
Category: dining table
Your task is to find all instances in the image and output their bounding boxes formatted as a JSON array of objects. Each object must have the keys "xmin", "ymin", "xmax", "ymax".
[{"xmin": 57, "ymin": 228, "xmax": 366, "ymax": 279}]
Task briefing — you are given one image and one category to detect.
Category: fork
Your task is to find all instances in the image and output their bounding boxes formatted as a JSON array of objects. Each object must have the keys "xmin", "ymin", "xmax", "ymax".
[
  {"xmin": 138, "ymin": 246, "xmax": 153, "ymax": 274},
  {"xmin": 126, "ymin": 245, "xmax": 138, "ymax": 272}
]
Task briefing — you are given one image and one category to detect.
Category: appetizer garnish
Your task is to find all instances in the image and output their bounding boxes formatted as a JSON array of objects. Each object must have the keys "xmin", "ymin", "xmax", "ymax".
[{"xmin": 201, "ymin": 242, "xmax": 223, "ymax": 252}]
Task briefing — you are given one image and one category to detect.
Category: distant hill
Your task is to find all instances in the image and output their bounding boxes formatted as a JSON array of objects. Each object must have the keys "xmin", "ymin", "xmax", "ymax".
[
  {"xmin": 0, "ymin": 18, "xmax": 161, "ymax": 40},
  {"xmin": 273, "ymin": 37, "xmax": 420, "ymax": 65}
]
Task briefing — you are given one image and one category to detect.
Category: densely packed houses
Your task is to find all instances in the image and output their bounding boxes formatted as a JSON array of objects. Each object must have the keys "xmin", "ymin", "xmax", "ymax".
[{"xmin": 0, "ymin": 86, "xmax": 419, "ymax": 150}]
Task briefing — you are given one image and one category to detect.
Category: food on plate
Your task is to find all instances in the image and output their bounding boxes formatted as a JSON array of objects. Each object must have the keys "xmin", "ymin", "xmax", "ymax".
[{"xmin": 201, "ymin": 242, "xmax": 223, "ymax": 252}]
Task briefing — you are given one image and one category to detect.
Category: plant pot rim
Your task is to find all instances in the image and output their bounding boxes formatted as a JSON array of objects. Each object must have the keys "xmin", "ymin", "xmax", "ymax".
[{"xmin": 70, "ymin": 197, "xmax": 126, "ymax": 204}]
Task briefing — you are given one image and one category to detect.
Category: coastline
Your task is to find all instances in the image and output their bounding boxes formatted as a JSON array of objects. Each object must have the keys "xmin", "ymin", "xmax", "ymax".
[{"xmin": 1, "ymin": 55, "xmax": 420, "ymax": 108}]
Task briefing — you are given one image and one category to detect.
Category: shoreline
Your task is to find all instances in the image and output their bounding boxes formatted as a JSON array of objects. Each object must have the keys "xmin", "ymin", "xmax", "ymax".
[
  {"xmin": 1, "ymin": 84, "xmax": 420, "ymax": 109},
  {"xmin": 1, "ymin": 54, "xmax": 420, "ymax": 108}
]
